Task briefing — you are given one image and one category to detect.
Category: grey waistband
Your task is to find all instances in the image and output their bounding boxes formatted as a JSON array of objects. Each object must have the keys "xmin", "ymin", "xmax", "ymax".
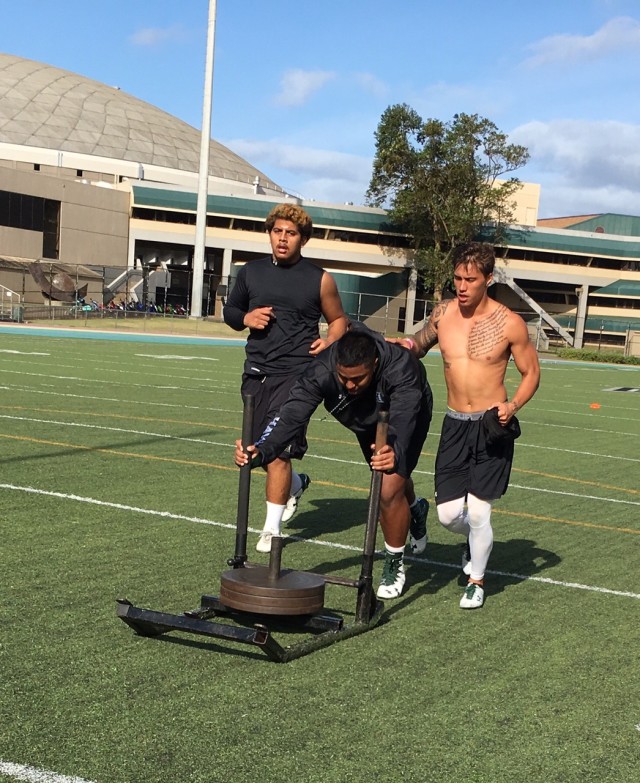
[{"xmin": 446, "ymin": 409, "xmax": 485, "ymax": 421}]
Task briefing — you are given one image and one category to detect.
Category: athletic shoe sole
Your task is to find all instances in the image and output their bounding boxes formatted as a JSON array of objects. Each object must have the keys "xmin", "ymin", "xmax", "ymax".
[{"xmin": 281, "ymin": 474, "xmax": 311, "ymax": 523}]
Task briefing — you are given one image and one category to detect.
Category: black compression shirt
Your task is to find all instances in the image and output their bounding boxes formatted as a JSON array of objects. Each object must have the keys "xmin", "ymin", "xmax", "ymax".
[{"xmin": 223, "ymin": 256, "xmax": 325, "ymax": 377}]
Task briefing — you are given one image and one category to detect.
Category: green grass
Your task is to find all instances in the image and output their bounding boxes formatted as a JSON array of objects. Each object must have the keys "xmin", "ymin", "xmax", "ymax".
[{"xmin": 1, "ymin": 329, "xmax": 639, "ymax": 783}]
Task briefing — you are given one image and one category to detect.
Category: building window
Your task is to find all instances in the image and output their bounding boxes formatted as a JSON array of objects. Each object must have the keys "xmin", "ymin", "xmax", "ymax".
[
  {"xmin": 0, "ymin": 189, "xmax": 60, "ymax": 259},
  {"xmin": 0, "ymin": 189, "xmax": 45, "ymax": 231},
  {"xmin": 43, "ymin": 199, "xmax": 60, "ymax": 259}
]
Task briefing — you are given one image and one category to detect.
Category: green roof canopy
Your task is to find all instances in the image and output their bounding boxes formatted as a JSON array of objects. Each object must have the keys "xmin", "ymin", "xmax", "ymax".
[
  {"xmin": 593, "ymin": 280, "xmax": 640, "ymax": 297},
  {"xmin": 132, "ymin": 186, "xmax": 399, "ymax": 233},
  {"xmin": 488, "ymin": 225, "xmax": 640, "ymax": 260}
]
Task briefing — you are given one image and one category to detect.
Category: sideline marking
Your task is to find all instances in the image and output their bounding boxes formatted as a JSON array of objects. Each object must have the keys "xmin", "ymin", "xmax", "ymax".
[
  {"xmin": 0, "ymin": 322, "xmax": 246, "ymax": 346},
  {"xmin": 1, "ymin": 483, "xmax": 639, "ymax": 597},
  {"xmin": 0, "ymin": 760, "xmax": 95, "ymax": 782}
]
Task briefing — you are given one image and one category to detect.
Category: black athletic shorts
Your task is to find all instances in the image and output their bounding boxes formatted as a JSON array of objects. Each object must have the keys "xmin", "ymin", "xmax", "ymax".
[
  {"xmin": 355, "ymin": 396, "xmax": 432, "ymax": 479},
  {"xmin": 241, "ymin": 372, "xmax": 308, "ymax": 460},
  {"xmin": 435, "ymin": 411, "xmax": 514, "ymax": 504}
]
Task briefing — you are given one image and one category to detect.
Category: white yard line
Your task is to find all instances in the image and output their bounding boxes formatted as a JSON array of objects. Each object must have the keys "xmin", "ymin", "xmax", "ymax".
[
  {"xmin": 518, "ymin": 442, "xmax": 640, "ymax": 463},
  {"xmin": 1, "ymin": 483, "xmax": 639, "ymax": 600},
  {"xmin": 0, "ymin": 368, "xmax": 230, "ymax": 394},
  {"xmin": 2, "ymin": 413, "xmax": 638, "ymax": 506},
  {"xmin": 0, "ymin": 385, "xmax": 238, "ymax": 413},
  {"xmin": 0, "ymin": 760, "xmax": 96, "ymax": 783}
]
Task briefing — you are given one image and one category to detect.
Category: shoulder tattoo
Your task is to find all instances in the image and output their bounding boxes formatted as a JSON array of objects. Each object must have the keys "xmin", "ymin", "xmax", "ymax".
[{"xmin": 416, "ymin": 300, "xmax": 449, "ymax": 354}]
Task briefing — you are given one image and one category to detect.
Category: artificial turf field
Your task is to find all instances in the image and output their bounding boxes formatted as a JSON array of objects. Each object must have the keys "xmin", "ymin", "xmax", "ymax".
[{"xmin": 0, "ymin": 327, "xmax": 638, "ymax": 783}]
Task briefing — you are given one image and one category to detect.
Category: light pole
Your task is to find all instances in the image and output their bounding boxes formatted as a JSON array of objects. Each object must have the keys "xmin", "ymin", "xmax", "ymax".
[{"xmin": 190, "ymin": 0, "xmax": 217, "ymax": 318}]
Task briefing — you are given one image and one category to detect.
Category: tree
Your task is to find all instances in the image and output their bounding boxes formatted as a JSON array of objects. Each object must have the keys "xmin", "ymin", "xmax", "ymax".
[{"xmin": 366, "ymin": 105, "xmax": 529, "ymax": 299}]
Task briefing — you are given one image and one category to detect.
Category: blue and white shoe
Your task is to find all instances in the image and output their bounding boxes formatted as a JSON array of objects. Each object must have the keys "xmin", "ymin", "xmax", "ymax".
[
  {"xmin": 282, "ymin": 473, "xmax": 311, "ymax": 523},
  {"xmin": 409, "ymin": 497, "xmax": 429, "ymax": 555}
]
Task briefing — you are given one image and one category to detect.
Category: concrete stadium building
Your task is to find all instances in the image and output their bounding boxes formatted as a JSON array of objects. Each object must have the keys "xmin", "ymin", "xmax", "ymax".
[{"xmin": 1, "ymin": 51, "xmax": 639, "ymax": 350}]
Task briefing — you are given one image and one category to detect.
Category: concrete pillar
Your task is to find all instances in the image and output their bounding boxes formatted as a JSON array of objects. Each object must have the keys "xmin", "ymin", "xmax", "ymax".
[
  {"xmin": 574, "ymin": 284, "xmax": 589, "ymax": 349},
  {"xmin": 221, "ymin": 247, "xmax": 232, "ymax": 285},
  {"xmin": 405, "ymin": 267, "xmax": 417, "ymax": 334}
]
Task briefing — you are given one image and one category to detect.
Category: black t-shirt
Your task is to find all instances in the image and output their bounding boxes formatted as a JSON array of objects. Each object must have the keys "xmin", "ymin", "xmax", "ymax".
[{"xmin": 223, "ymin": 256, "xmax": 325, "ymax": 376}]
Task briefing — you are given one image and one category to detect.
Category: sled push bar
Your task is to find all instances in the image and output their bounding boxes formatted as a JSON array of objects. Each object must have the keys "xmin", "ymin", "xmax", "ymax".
[{"xmin": 116, "ymin": 395, "xmax": 387, "ymax": 662}]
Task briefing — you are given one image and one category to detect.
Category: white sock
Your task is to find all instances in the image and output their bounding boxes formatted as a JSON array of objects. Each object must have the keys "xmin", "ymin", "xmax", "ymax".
[
  {"xmin": 263, "ymin": 502, "xmax": 286, "ymax": 535},
  {"xmin": 290, "ymin": 471, "xmax": 302, "ymax": 497},
  {"xmin": 384, "ymin": 542, "xmax": 405, "ymax": 555}
]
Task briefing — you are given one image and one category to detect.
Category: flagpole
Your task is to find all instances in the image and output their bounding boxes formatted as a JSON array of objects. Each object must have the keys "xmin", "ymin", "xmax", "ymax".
[{"xmin": 190, "ymin": 0, "xmax": 217, "ymax": 318}]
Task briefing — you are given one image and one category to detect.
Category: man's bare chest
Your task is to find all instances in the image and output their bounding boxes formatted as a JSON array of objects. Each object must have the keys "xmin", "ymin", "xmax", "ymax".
[{"xmin": 440, "ymin": 307, "xmax": 510, "ymax": 363}]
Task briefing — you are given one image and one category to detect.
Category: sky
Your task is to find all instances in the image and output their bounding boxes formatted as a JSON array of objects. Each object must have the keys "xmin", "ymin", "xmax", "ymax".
[{"xmin": 2, "ymin": 0, "xmax": 640, "ymax": 218}]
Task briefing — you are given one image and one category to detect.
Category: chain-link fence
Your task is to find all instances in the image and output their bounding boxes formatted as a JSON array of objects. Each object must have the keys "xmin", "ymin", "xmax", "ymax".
[{"xmin": 1, "ymin": 258, "xmax": 636, "ymax": 348}]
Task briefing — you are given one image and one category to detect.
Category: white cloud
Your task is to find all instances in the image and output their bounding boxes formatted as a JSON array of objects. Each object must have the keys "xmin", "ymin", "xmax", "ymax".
[
  {"xmin": 352, "ymin": 72, "xmax": 388, "ymax": 98},
  {"xmin": 410, "ymin": 80, "xmax": 507, "ymax": 123},
  {"xmin": 513, "ymin": 119, "xmax": 640, "ymax": 186},
  {"xmin": 538, "ymin": 183, "xmax": 640, "ymax": 218},
  {"xmin": 512, "ymin": 118, "xmax": 640, "ymax": 215},
  {"xmin": 129, "ymin": 25, "xmax": 186, "ymax": 47},
  {"xmin": 524, "ymin": 16, "xmax": 640, "ymax": 67},
  {"xmin": 224, "ymin": 138, "xmax": 372, "ymax": 203},
  {"xmin": 273, "ymin": 69, "xmax": 336, "ymax": 107}
]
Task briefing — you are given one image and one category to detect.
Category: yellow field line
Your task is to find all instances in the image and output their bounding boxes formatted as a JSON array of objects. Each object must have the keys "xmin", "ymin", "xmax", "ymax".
[
  {"xmin": 1, "ymin": 407, "xmax": 637, "ymax": 498},
  {"xmin": 493, "ymin": 508, "xmax": 640, "ymax": 536},
  {"xmin": 0, "ymin": 404, "xmax": 362, "ymax": 448},
  {"xmin": 515, "ymin": 467, "xmax": 640, "ymax": 496},
  {"xmin": 2, "ymin": 404, "xmax": 635, "ymax": 494},
  {"xmin": 5, "ymin": 405, "xmax": 636, "ymax": 494},
  {"xmin": 1, "ymin": 432, "xmax": 638, "ymax": 537},
  {"xmin": 0, "ymin": 433, "xmax": 236, "ymax": 473},
  {"xmin": 0, "ymin": 432, "xmax": 368, "ymax": 490}
]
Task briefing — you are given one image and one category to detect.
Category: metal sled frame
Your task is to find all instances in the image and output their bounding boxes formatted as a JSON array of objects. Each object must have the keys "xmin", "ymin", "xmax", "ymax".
[{"xmin": 116, "ymin": 400, "xmax": 388, "ymax": 662}]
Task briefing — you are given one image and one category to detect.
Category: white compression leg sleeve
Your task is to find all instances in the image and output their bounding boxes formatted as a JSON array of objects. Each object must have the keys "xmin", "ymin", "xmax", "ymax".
[
  {"xmin": 436, "ymin": 497, "xmax": 470, "ymax": 536},
  {"xmin": 466, "ymin": 493, "xmax": 494, "ymax": 582}
]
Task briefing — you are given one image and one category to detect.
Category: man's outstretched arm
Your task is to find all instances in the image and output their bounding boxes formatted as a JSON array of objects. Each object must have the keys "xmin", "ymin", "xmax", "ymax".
[{"xmin": 389, "ymin": 300, "xmax": 450, "ymax": 357}]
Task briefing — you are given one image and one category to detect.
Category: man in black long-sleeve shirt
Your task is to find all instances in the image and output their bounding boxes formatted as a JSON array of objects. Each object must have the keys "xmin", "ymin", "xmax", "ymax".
[
  {"xmin": 223, "ymin": 204, "xmax": 348, "ymax": 553},
  {"xmin": 234, "ymin": 325, "xmax": 433, "ymax": 599}
]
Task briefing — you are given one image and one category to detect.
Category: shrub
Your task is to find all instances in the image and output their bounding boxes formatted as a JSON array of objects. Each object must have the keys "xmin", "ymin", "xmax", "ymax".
[{"xmin": 556, "ymin": 348, "xmax": 640, "ymax": 366}]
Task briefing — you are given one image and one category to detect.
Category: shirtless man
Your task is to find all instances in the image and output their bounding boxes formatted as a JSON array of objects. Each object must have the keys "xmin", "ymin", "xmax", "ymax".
[{"xmin": 398, "ymin": 242, "xmax": 540, "ymax": 609}]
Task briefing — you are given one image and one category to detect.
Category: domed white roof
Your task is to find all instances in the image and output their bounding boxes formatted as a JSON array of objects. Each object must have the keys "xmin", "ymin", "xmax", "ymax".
[{"xmin": 0, "ymin": 52, "xmax": 281, "ymax": 190}]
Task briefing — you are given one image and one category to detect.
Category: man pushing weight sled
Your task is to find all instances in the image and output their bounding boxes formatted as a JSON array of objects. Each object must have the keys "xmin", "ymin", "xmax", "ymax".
[{"xmin": 234, "ymin": 323, "xmax": 433, "ymax": 599}]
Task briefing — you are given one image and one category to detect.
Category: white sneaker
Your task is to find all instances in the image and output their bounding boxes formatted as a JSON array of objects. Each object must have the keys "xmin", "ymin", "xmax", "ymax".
[
  {"xmin": 462, "ymin": 539, "xmax": 472, "ymax": 576},
  {"xmin": 459, "ymin": 582, "xmax": 484, "ymax": 609},
  {"xmin": 281, "ymin": 473, "xmax": 311, "ymax": 523},
  {"xmin": 376, "ymin": 551, "xmax": 406, "ymax": 599},
  {"xmin": 256, "ymin": 531, "xmax": 276, "ymax": 553}
]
